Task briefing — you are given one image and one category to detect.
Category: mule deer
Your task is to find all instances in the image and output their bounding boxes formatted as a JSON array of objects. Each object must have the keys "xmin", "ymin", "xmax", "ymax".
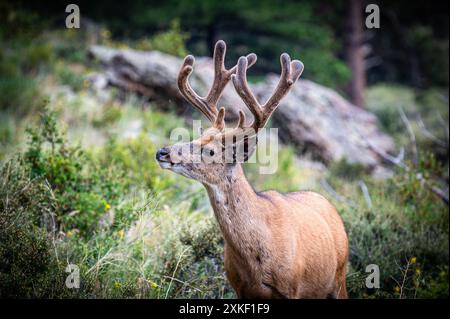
[{"xmin": 156, "ymin": 40, "xmax": 348, "ymax": 299}]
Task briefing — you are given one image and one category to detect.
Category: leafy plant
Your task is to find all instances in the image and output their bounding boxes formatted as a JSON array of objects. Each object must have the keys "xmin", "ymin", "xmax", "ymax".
[{"xmin": 135, "ymin": 19, "xmax": 189, "ymax": 57}]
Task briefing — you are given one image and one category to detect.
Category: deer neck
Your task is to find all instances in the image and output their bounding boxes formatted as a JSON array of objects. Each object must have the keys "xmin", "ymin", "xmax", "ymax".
[{"xmin": 204, "ymin": 164, "xmax": 268, "ymax": 259}]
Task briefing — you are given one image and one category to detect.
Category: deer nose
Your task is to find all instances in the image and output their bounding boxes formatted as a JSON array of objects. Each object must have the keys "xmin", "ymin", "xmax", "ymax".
[{"xmin": 156, "ymin": 147, "xmax": 170, "ymax": 162}]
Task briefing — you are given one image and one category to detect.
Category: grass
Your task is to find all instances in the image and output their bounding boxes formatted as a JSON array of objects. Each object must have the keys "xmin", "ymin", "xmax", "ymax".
[
  {"xmin": 1, "ymin": 100, "xmax": 447, "ymax": 298},
  {"xmin": 0, "ymin": 17, "xmax": 448, "ymax": 299}
]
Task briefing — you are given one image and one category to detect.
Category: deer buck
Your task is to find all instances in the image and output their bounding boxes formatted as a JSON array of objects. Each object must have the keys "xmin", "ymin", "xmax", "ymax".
[{"xmin": 156, "ymin": 40, "xmax": 348, "ymax": 299}]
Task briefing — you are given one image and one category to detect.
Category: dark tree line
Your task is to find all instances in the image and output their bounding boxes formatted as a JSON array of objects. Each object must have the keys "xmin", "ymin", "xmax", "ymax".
[{"xmin": 8, "ymin": 0, "xmax": 449, "ymax": 106}]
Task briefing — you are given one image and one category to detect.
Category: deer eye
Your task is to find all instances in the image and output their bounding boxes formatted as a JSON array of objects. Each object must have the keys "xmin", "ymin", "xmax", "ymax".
[{"xmin": 209, "ymin": 149, "xmax": 215, "ymax": 156}]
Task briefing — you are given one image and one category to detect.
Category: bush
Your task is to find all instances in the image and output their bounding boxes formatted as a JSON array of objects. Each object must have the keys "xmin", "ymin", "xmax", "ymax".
[
  {"xmin": 0, "ymin": 157, "xmax": 84, "ymax": 298},
  {"xmin": 366, "ymin": 85, "xmax": 417, "ymax": 135},
  {"xmin": 0, "ymin": 73, "xmax": 44, "ymax": 116},
  {"xmin": 23, "ymin": 43, "xmax": 54, "ymax": 72},
  {"xmin": 245, "ymin": 146, "xmax": 308, "ymax": 192},
  {"xmin": 0, "ymin": 25, "xmax": 447, "ymax": 297},
  {"xmin": 366, "ymin": 85, "xmax": 449, "ymax": 146},
  {"xmin": 326, "ymin": 163, "xmax": 448, "ymax": 298},
  {"xmin": 0, "ymin": 161, "xmax": 51, "ymax": 297},
  {"xmin": 135, "ymin": 19, "xmax": 189, "ymax": 57},
  {"xmin": 56, "ymin": 67, "xmax": 85, "ymax": 92},
  {"xmin": 23, "ymin": 108, "xmax": 122, "ymax": 236},
  {"xmin": 0, "ymin": 106, "xmax": 225, "ymax": 298},
  {"xmin": 0, "ymin": 24, "xmax": 50, "ymax": 117},
  {"xmin": 91, "ymin": 102, "xmax": 123, "ymax": 128},
  {"xmin": 329, "ymin": 159, "xmax": 367, "ymax": 181}
]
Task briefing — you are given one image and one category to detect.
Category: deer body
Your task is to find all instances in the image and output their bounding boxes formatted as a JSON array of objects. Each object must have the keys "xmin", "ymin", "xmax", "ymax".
[
  {"xmin": 156, "ymin": 40, "xmax": 348, "ymax": 299},
  {"xmin": 204, "ymin": 164, "xmax": 348, "ymax": 298}
]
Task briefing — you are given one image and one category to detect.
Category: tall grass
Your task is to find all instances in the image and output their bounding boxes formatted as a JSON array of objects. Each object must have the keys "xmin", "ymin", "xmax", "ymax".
[{"xmin": 0, "ymin": 13, "xmax": 448, "ymax": 299}]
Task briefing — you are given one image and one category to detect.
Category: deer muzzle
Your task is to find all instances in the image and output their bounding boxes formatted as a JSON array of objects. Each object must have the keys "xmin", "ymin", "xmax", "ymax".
[{"xmin": 156, "ymin": 147, "xmax": 171, "ymax": 164}]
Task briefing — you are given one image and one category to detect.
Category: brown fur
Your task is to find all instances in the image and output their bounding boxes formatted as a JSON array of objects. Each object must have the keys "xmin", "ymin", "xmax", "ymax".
[
  {"xmin": 204, "ymin": 164, "xmax": 348, "ymax": 299},
  {"xmin": 158, "ymin": 129, "xmax": 349, "ymax": 300},
  {"xmin": 157, "ymin": 40, "xmax": 349, "ymax": 298}
]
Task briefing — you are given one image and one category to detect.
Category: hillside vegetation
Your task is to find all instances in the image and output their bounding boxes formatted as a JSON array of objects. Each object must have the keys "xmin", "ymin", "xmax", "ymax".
[{"xmin": 0, "ymin": 12, "xmax": 448, "ymax": 299}]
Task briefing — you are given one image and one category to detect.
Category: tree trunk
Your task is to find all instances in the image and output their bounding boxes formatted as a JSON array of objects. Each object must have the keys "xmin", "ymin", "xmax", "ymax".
[{"xmin": 346, "ymin": 0, "xmax": 366, "ymax": 108}]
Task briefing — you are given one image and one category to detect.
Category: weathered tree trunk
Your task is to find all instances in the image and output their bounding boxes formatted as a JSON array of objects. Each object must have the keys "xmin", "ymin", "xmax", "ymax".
[{"xmin": 346, "ymin": 0, "xmax": 366, "ymax": 108}]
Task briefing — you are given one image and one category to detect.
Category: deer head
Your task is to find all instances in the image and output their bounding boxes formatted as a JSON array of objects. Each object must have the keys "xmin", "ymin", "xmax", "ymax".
[
  {"xmin": 156, "ymin": 40, "xmax": 303, "ymax": 185},
  {"xmin": 155, "ymin": 41, "xmax": 349, "ymax": 300}
]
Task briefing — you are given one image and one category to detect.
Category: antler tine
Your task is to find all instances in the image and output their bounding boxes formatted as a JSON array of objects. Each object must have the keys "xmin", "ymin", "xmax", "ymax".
[
  {"xmin": 177, "ymin": 55, "xmax": 216, "ymax": 122},
  {"xmin": 206, "ymin": 40, "xmax": 257, "ymax": 113},
  {"xmin": 231, "ymin": 53, "xmax": 304, "ymax": 132},
  {"xmin": 177, "ymin": 40, "xmax": 257, "ymax": 126},
  {"xmin": 263, "ymin": 53, "xmax": 304, "ymax": 119},
  {"xmin": 231, "ymin": 57, "xmax": 263, "ymax": 128},
  {"xmin": 203, "ymin": 40, "xmax": 227, "ymax": 108}
]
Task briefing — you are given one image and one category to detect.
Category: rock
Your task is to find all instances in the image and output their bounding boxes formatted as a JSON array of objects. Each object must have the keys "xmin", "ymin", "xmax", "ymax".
[
  {"xmin": 88, "ymin": 45, "xmax": 248, "ymax": 121},
  {"xmin": 88, "ymin": 46, "xmax": 395, "ymax": 169},
  {"xmin": 253, "ymin": 76, "xmax": 395, "ymax": 167}
]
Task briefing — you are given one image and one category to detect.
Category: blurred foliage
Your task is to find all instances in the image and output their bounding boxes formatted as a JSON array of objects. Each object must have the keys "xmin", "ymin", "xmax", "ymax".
[
  {"xmin": 0, "ymin": 1, "xmax": 448, "ymax": 299},
  {"xmin": 55, "ymin": 63, "xmax": 86, "ymax": 92},
  {"xmin": 0, "ymin": 2, "xmax": 46, "ymax": 41},
  {"xmin": 367, "ymin": 0, "xmax": 449, "ymax": 88},
  {"xmin": 327, "ymin": 161, "xmax": 448, "ymax": 298},
  {"xmin": 5, "ymin": 0, "xmax": 350, "ymax": 88},
  {"xmin": 24, "ymin": 109, "xmax": 108, "ymax": 235},
  {"xmin": 245, "ymin": 146, "xmax": 321, "ymax": 193},
  {"xmin": 2, "ymin": 0, "xmax": 448, "ymax": 94},
  {"xmin": 12, "ymin": 0, "xmax": 448, "ymax": 89},
  {"xmin": 405, "ymin": 25, "xmax": 449, "ymax": 87},
  {"xmin": 120, "ymin": 0, "xmax": 351, "ymax": 87},
  {"xmin": 366, "ymin": 85, "xmax": 449, "ymax": 165},
  {"xmin": 0, "ymin": 90, "xmax": 447, "ymax": 299},
  {"xmin": 0, "ymin": 160, "xmax": 80, "ymax": 298},
  {"xmin": 0, "ymin": 40, "xmax": 49, "ymax": 116},
  {"xmin": 135, "ymin": 19, "xmax": 189, "ymax": 57},
  {"xmin": 329, "ymin": 159, "xmax": 368, "ymax": 181}
]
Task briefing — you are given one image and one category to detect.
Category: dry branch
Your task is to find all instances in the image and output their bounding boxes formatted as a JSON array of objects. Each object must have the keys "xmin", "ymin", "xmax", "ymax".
[{"xmin": 365, "ymin": 140, "xmax": 449, "ymax": 204}]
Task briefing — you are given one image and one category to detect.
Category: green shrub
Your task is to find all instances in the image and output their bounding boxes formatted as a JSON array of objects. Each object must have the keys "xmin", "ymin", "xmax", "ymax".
[
  {"xmin": 56, "ymin": 67, "xmax": 85, "ymax": 92},
  {"xmin": 97, "ymin": 135, "xmax": 160, "ymax": 190},
  {"xmin": 326, "ymin": 162, "xmax": 449, "ymax": 298},
  {"xmin": 416, "ymin": 266, "xmax": 449, "ymax": 298},
  {"xmin": 0, "ymin": 74, "xmax": 44, "ymax": 116},
  {"xmin": 92, "ymin": 102, "xmax": 123, "ymax": 128},
  {"xmin": 329, "ymin": 159, "xmax": 367, "ymax": 181},
  {"xmin": 163, "ymin": 216, "xmax": 232, "ymax": 298},
  {"xmin": 366, "ymin": 85, "xmax": 417, "ymax": 135},
  {"xmin": 0, "ymin": 161, "xmax": 49, "ymax": 297},
  {"xmin": 0, "ymin": 159, "xmax": 83, "ymax": 298},
  {"xmin": 23, "ymin": 43, "xmax": 54, "ymax": 72},
  {"xmin": 0, "ymin": 114, "xmax": 21, "ymax": 160},
  {"xmin": 0, "ymin": 34, "xmax": 49, "ymax": 117},
  {"xmin": 366, "ymin": 85, "xmax": 449, "ymax": 147},
  {"xmin": 135, "ymin": 19, "xmax": 189, "ymax": 57},
  {"xmin": 22, "ymin": 108, "xmax": 122, "ymax": 236},
  {"xmin": 180, "ymin": 218, "xmax": 223, "ymax": 261},
  {"xmin": 0, "ymin": 5, "xmax": 45, "ymax": 41},
  {"xmin": 50, "ymin": 29, "xmax": 87, "ymax": 64}
]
